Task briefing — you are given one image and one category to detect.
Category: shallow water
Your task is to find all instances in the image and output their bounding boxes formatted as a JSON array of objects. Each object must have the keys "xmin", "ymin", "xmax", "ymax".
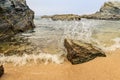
[
  {"xmin": 0, "ymin": 18, "xmax": 120, "ymax": 64},
  {"xmin": 25, "ymin": 18, "xmax": 120, "ymax": 52}
]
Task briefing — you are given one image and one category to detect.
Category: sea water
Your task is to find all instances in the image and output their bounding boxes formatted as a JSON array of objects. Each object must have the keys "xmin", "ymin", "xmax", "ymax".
[
  {"xmin": 29, "ymin": 18, "xmax": 120, "ymax": 51},
  {"xmin": 0, "ymin": 17, "xmax": 120, "ymax": 65}
]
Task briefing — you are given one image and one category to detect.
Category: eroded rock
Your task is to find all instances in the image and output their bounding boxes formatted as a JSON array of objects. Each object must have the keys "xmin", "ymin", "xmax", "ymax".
[
  {"xmin": 0, "ymin": 0, "xmax": 35, "ymax": 40},
  {"xmin": 64, "ymin": 39, "xmax": 106, "ymax": 64}
]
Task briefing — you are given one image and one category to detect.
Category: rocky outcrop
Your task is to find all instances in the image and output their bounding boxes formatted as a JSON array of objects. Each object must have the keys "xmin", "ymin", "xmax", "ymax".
[
  {"xmin": 81, "ymin": 1, "xmax": 120, "ymax": 20},
  {"xmin": 41, "ymin": 15, "xmax": 52, "ymax": 19},
  {"xmin": 0, "ymin": 65, "xmax": 4, "ymax": 77},
  {"xmin": 64, "ymin": 39, "xmax": 106, "ymax": 64},
  {"xmin": 42, "ymin": 1, "xmax": 120, "ymax": 21},
  {"xmin": 0, "ymin": 0, "xmax": 35, "ymax": 40},
  {"xmin": 41, "ymin": 14, "xmax": 81, "ymax": 21}
]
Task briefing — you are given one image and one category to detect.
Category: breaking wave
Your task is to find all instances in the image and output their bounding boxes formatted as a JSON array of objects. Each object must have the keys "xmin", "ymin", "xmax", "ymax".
[
  {"xmin": 0, "ymin": 18, "xmax": 120, "ymax": 65},
  {"xmin": 0, "ymin": 53, "xmax": 64, "ymax": 65},
  {"xmin": 102, "ymin": 38, "xmax": 120, "ymax": 51}
]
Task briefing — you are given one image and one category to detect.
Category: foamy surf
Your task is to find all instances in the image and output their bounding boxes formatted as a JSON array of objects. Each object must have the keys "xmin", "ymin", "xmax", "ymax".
[
  {"xmin": 0, "ymin": 18, "xmax": 120, "ymax": 65},
  {"xmin": 102, "ymin": 38, "xmax": 120, "ymax": 51},
  {"xmin": 0, "ymin": 53, "xmax": 65, "ymax": 66}
]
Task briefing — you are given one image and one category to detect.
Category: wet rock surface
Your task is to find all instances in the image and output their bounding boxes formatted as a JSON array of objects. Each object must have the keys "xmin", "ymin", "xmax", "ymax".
[
  {"xmin": 0, "ymin": 65, "xmax": 4, "ymax": 77},
  {"xmin": 0, "ymin": 34, "xmax": 36, "ymax": 56},
  {"xmin": 64, "ymin": 39, "xmax": 106, "ymax": 64},
  {"xmin": 0, "ymin": 0, "xmax": 35, "ymax": 40}
]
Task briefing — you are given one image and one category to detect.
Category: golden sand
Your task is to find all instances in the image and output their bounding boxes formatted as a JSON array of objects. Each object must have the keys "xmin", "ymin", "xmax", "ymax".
[{"xmin": 1, "ymin": 49, "xmax": 120, "ymax": 80}]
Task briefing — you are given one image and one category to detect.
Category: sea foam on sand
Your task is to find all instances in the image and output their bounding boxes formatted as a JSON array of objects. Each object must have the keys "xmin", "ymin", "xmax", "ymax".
[{"xmin": 0, "ymin": 53, "xmax": 64, "ymax": 65}]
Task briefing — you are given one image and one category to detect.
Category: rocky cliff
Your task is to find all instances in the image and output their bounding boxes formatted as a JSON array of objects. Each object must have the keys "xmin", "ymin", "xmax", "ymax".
[
  {"xmin": 81, "ymin": 1, "xmax": 120, "ymax": 20},
  {"xmin": 0, "ymin": 0, "xmax": 35, "ymax": 40}
]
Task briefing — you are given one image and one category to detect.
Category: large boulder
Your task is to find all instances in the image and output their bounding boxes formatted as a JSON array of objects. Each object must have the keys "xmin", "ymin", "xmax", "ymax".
[
  {"xmin": 64, "ymin": 39, "xmax": 106, "ymax": 64},
  {"xmin": 0, "ymin": 0, "xmax": 35, "ymax": 40},
  {"xmin": 81, "ymin": 1, "xmax": 120, "ymax": 20},
  {"xmin": 0, "ymin": 65, "xmax": 4, "ymax": 77}
]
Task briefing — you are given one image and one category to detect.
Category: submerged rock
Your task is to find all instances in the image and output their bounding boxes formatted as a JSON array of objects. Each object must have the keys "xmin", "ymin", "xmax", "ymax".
[
  {"xmin": 0, "ymin": 35, "xmax": 35, "ymax": 56},
  {"xmin": 0, "ymin": 0, "xmax": 35, "ymax": 40},
  {"xmin": 64, "ymin": 39, "xmax": 106, "ymax": 64},
  {"xmin": 0, "ymin": 65, "xmax": 4, "ymax": 77},
  {"xmin": 81, "ymin": 1, "xmax": 120, "ymax": 20}
]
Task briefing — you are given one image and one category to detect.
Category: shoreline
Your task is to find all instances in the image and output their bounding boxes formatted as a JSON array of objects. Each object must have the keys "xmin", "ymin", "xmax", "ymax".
[{"xmin": 1, "ymin": 49, "xmax": 120, "ymax": 80}]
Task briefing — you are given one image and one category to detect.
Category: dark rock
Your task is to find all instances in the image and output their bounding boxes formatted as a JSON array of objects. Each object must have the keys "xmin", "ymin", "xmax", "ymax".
[
  {"xmin": 0, "ymin": 0, "xmax": 35, "ymax": 40},
  {"xmin": 64, "ymin": 39, "xmax": 106, "ymax": 64},
  {"xmin": 0, "ymin": 65, "xmax": 4, "ymax": 77}
]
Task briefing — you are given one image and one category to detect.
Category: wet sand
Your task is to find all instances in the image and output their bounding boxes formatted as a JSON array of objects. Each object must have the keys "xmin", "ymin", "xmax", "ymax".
[{"xmin": 1, "ymin": 49, "xmax": 120, "ymax": 80}]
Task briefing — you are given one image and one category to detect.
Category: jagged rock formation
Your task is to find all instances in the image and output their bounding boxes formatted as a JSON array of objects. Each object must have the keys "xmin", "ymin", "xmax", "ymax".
[
  {"xmin": 0, "ymin": 65, "xmax": 4, "ymax": 77},
  {"xmin": 0, "ymin": 0, "xmax": 35, "ymax": 40},
  {"xmin": 81, "ymin": 1, "xmax": 120, "ymax": 20},
  {"xmin": 64, "ymin": 39, "xmax": 106, "ymax": 64},
  {"xmin": 41, "ymin": 14, "xmax": 81, "ymax": 21}
]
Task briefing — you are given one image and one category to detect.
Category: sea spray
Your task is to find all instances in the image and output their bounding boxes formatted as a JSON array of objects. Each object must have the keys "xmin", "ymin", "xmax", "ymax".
[{"xmin": 63, "ymin": 19, "xmax": 97, "ymax": 42}]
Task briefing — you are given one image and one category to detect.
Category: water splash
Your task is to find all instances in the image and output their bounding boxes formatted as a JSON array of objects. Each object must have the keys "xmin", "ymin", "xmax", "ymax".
[
  {"xmin": 63, "ymin": 19, "xmax": 97, "ymax": 42},
  {"xmin": 33, "ymin": 18, "xmax": 120, "ymax": 50},
  {"xmin": 0, "ymin": 18, "xmax": 120, "ymax": 65}
]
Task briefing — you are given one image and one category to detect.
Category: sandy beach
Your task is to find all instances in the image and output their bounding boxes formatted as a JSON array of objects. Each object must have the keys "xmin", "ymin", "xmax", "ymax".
[
  {"xmin": 0, "ymin": 49, "xmax": 120, "ymax": 80},
  {"xmin": 1, "ymin": 0, "xmax": 120, "ymax": 80}
]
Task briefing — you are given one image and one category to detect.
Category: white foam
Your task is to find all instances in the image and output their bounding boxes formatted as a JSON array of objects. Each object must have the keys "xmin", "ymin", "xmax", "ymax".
[
  {"xmin": 0, "ymin": 53, "xmax": 65, "ymax": 66},
  {"xmin": 102, "ymin": 38, "xmax": 120, "ymax": 51}
]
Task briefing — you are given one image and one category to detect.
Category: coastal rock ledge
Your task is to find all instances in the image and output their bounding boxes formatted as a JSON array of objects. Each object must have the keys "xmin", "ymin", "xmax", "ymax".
[
  {"xmin": 81, "ymin": 1, "xmax": 120, "ymax": 20},
  {"xmin": 41, "ymin": 1, "xmax": 120, "ymax": 21},
  {"xmin": 41, "ymin": 14, "xmax": 81, "ymax": 21},
  {"xmin": 64, "ymin": 39, "xmax": 106, "ymax": 64},
  {"xmin": 0, "ymin": 0, "xmax": 35, "ymax": 40}
]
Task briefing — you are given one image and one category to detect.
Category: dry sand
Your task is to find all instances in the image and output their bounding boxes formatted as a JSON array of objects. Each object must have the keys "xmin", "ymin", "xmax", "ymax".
[{"xmin": 1, "ymin": 49, "xmax": 120, "ymax": 80}]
